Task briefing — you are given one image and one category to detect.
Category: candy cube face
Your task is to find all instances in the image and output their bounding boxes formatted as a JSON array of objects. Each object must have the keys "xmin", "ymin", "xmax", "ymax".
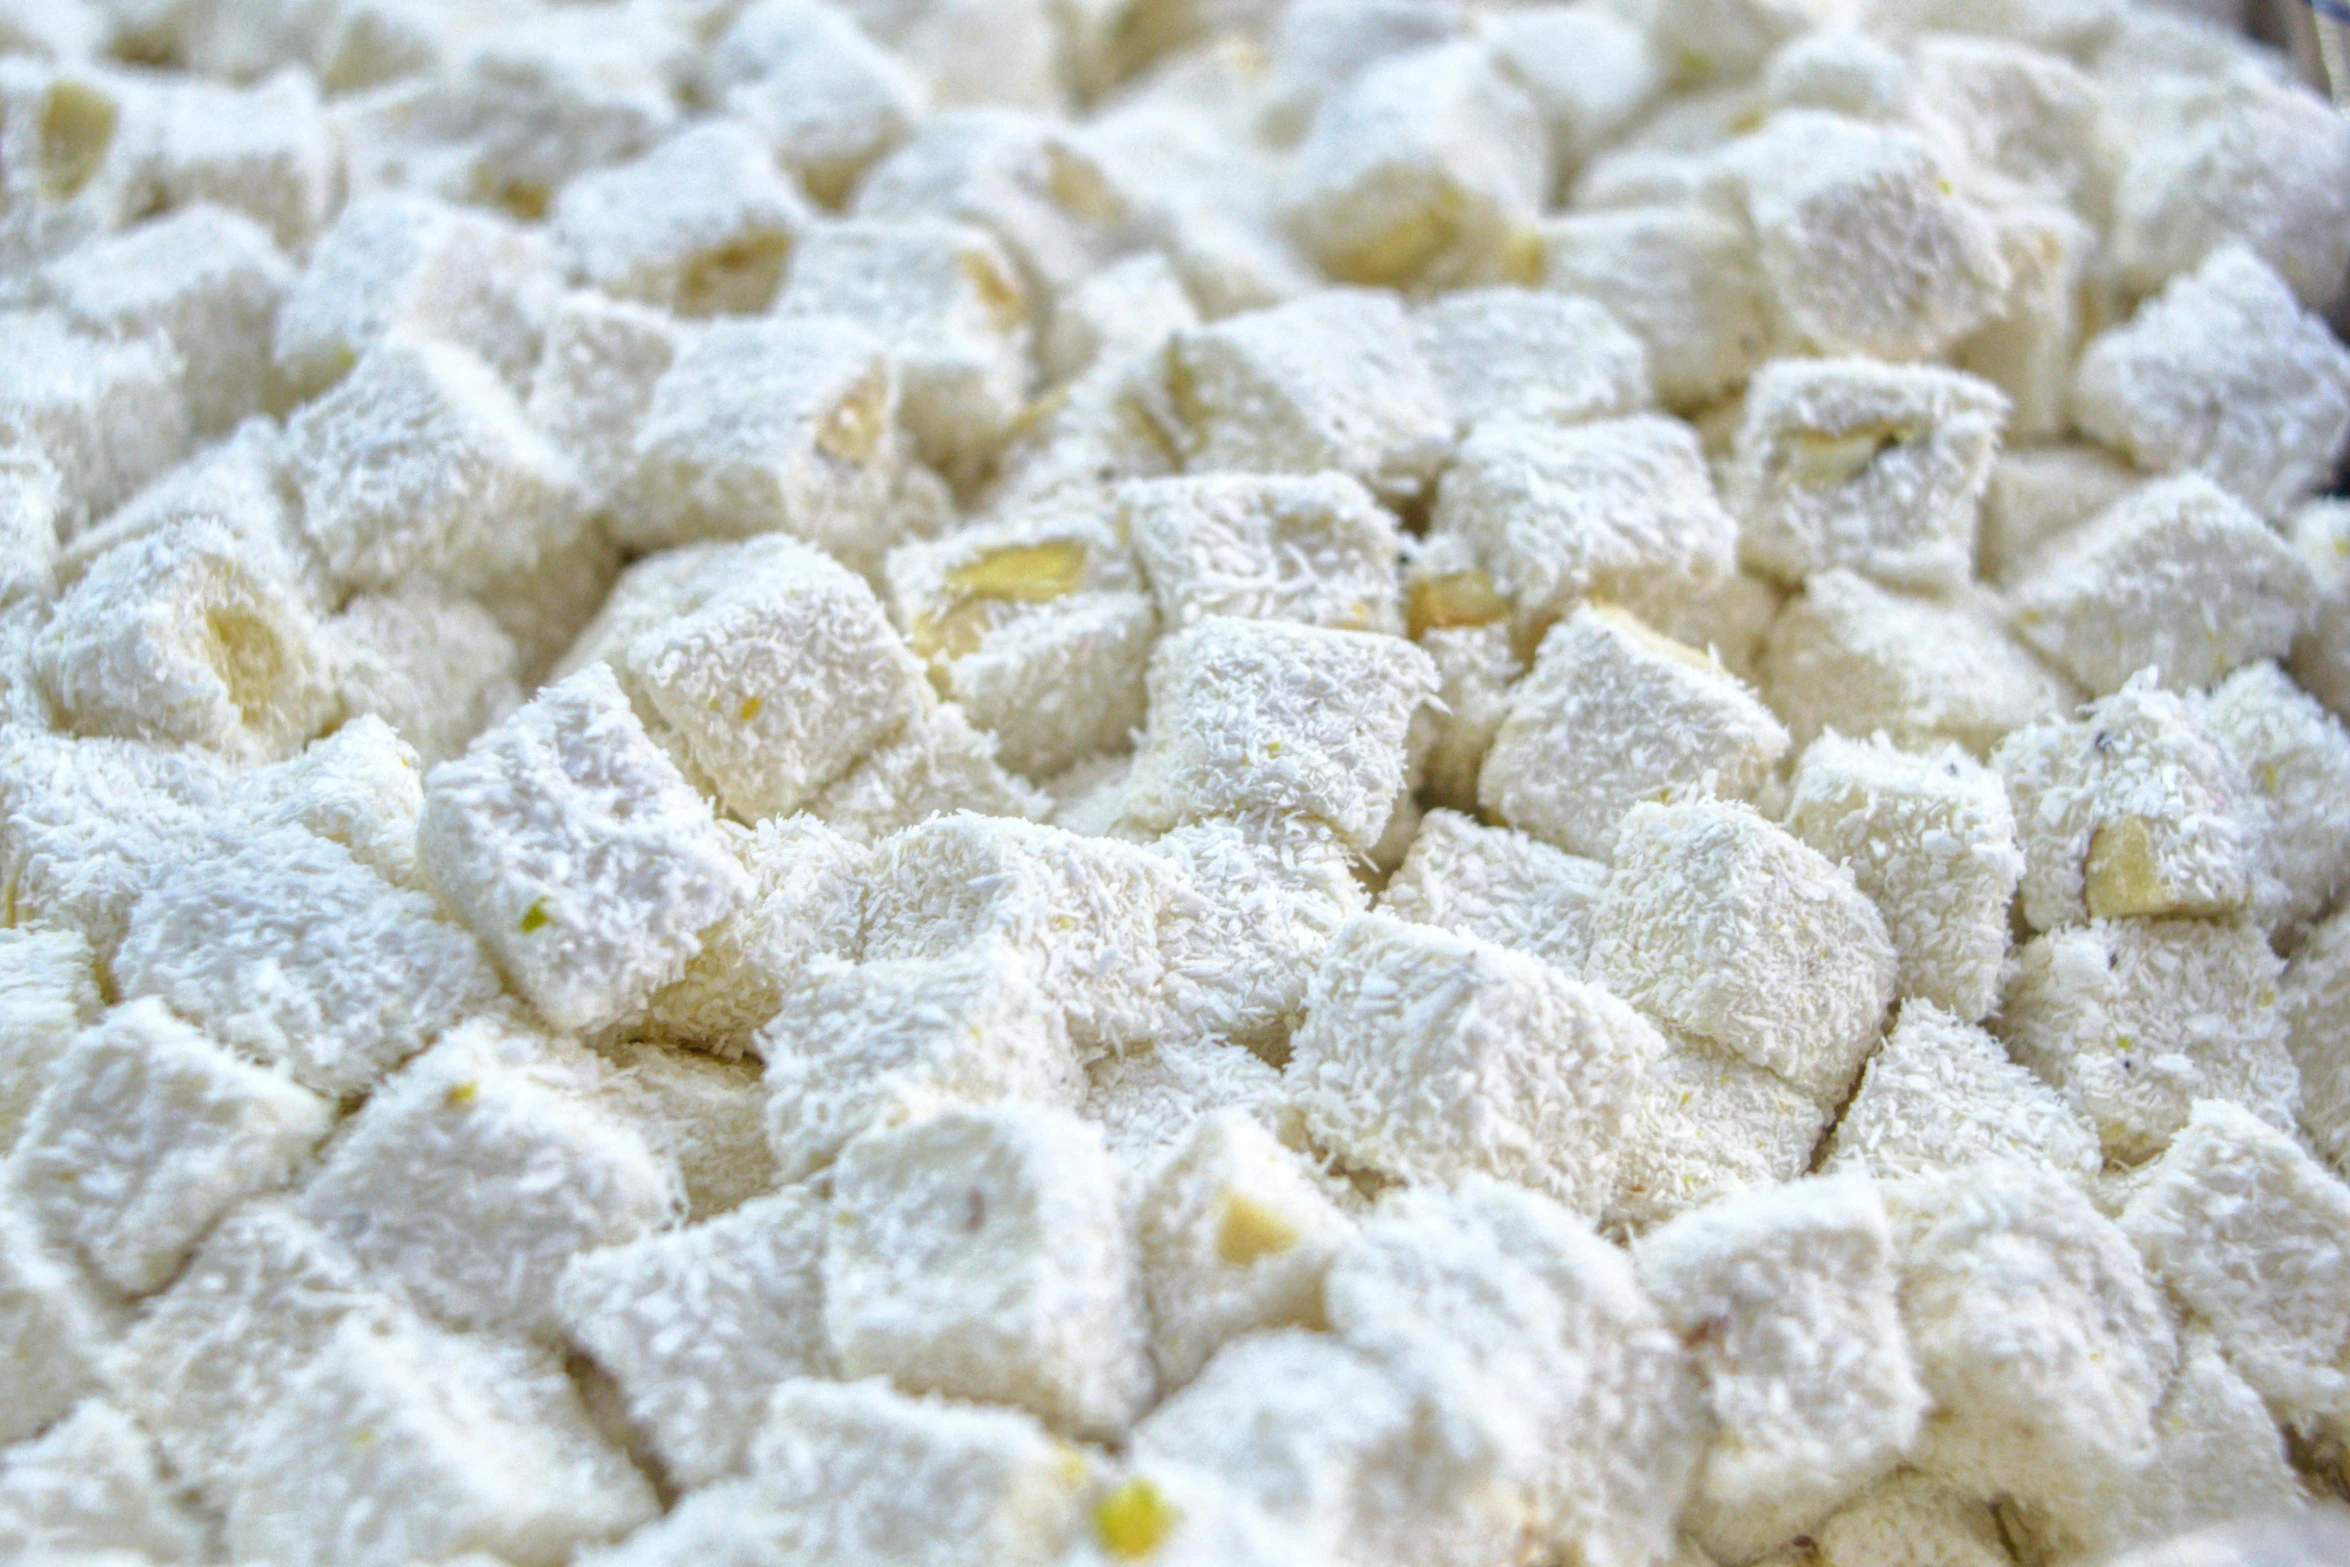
[
  {"xmin": 328, "ymin": 588, "xmax": 524, "ymax": 768},
  {"xmin": 1412, "ymin": 288, "xmax": 1651, "ymax": 431},
  {"xmin": 624, "ymin": 316, "xmax": 906, "ymax": 568},
  {"xmin": 1290, "ymin": 913, "xmax": 1659, "ymax": 1215},
  {"xmin": 1378, "ymin": 807, "xmax": 1607, "ymax": 978},
  {"xmin": 1993, "ymin": 674, "xmax": 2258, "ymax": 932},
  {"xmin": 1977, "ymin": 442, "xmax": 2137, "ymax": 585},
  {"xmin": 618, "ymin": 534, "xmax": 928, "ymax": 821},
  {"xmin": 115, "ymin": 824, "xmax": 502, "ymax": 1099},
  {"xmin": 221, "ymin": 1312, "xmax": 658, "ymax": 1567},
  {"xmin": 0, "ymin": 1195, "xmax": 112, "ymax": 1446},
  {"xmin": 1824, "ymin": 1002, "xmax": 2102, "ymax": 1185},
  {"xmin": 810, "ymin": 702, "xmax": 1048, "ymax": 844},
  {"xmin": 1162, "ymin": 289, "xmax": 1453, "ymax": 506},
  {"xmin": 1741, "ymin": 111, "xmax": 2010, "ymax": 362},
  {"xmin": 0, "ymin": 310, "xmax": 190, "ymax": 534},
  {"xmin": 1431, "ymin": 415, "xmax": 1736, "ymax": 624},
  {"xmin": 588, "ymin": 1039, "xmax": 776, "ymax": 1222},
  {"xmin": 748, "ymin": 1376, "xmax": 1095, "ymax": 1566},
  {"xmin": 1282, "ymin": 41, "xmax": 1548, "ymax": 291},
  {"xmin": 1120, "ymin": 616, "xmax": 1439, "ymax": 851},
  {"xmin": 1728, "ymin": 357, "xmax": 2009, "ymax": 592},
  {"xmin": 1951, "ymin": 198, "xmax": 2091, "ymax": 444},
  {"xmin": 1481, "ymin": 606, "xmax": 1788, "ymax": 861},
  {"xmin": 289, "ymin": 336, "xmax": 584, "ymax": 597},
  {"xmin": 1136, "ymin": 1109, "xmax": 1352, "ymax": 1390},
  {"xmin": 0, "ymin": 926, "xmax": 98, "ymax": 1155},
  {"xmin": 1539, "ymin": 206, "xmax": 1775, "ymax": 411},
  {"xmin": 709, "ymin": 0, "xmax": 924, "ymax": 206},
  {"xmin": 1081, "ymin": 1039, "xmax": 1287, "ymax": 1172},
  {"xmin": 552, "ymin": 120, "xmax": 807, "ymax": 316},
  {"xmin": 1885, "ymin": 1162, "xmax": 2178, "ymax": 1518},
  {"xmin": 6, "ymin": 997, "xmax": 331, "ymax": 1296},
  {"xmin": 2199, "ymin": 660, "xmax": 2350, "ymax": 941},
  {"xmin": 2008, "ymin": 476, "xmax": 2317, "ymax": 697},
  {"xmin": 1122, "ymin": 471, "xmax": 1403, "ymax": 636},
  {"xmin": 557, "ymin": 1187, "xmax": 832, "ymax": 1488},
  {"xmin": 1785, "ymin": 733, "xmax": 2024, "ymax": 1023},
  {"xmin": 2284, "ymin": 909, "xmax": 2350, "ymax": 1174},
  {"xmin": 777, "ymin": 217, "xmax": 1033, "ymax": 485},
  {"xmin": 298, "ymin": 1022, "xmax": 684, "ymax": 1337},
  {"xmin": 1636, "ymin": 1177, "xmax": 1927, "ymax": 1560},
  {"xmin": 823, "ymin": 1105, "xmax": 1153, "ymax": 1438},
  {"xmin": 2000, "ymin": 916, "xmax": 2296, "ymax": 1166},
  {"xmin": 418, "ymin": 663, "xmax": 750, "ymax": 1034},
  {"xmin": 1590, "ymin": 800, "xmax": 1896, "ymax": 1105},
  {"xmin": 759, "ymin": 947, "xmax": 1082, "ymax": 1184},
  {"xmin": 526, "ymin": 290, "xmax": 683, "ymax": 511},
  {"xmin": 1762, "ymin": 569, "xmax": 2075, "ymax": 756},
  {"xmin": 148, "ymin": 71, "xmax": 340, "ymax": 251},
  {"xmin": 1607, "ymin": 1034, "xmax": 1829, "ymax": 1235},
  {"xmin": 0, "ymin": 1396, "xmax": 215, "ymax": 1564}
]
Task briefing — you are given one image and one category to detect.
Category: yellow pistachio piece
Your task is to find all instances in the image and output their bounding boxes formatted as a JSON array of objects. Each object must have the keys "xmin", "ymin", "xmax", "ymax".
[
  {"xmin": 944, "ymin": 539, "xmax": 1088, "ymax": 602},
  {"xmin": 1406, "ymin": 570, "xmax": 1511, "ymax": 640},
  {"xmin": 1215, "ymin": 1190, "xmax": 1301, "ymax": 1266},
  {"xmin": 1783, "ymin": 423, "xmax": 1915, "ymax": 490},
  {"xmin": 1094, "ymin": 1477, "xmax": 1180, "ymax": 1561},
  {"xmin": 815, "ymin": 367, "xmax": 891, "ymax": 463},
  {"xmin": 2084, "ymin": 816, "xmax": 2172, "ymax": 920},
  {"xmin": 40, "ymin": 80, "xmax": 116, "ymax": 200}
]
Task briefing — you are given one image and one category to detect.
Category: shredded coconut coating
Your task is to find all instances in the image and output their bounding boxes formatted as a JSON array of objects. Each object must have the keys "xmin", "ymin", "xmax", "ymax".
[
  {"xmin": 2197, "ymin": 660, "xmax": 2350, "ymax": 941},
  {"xmin": 2282, "ymin": 908, "xmax": 2350, "ymax": 1176},
  {"xmin": 1124, "ymin": 470, "xmax": 1404, "ymax": 636},
  {"xmin": 1378, "ymin": 806, "xmax": 1608, "ymax": 977},
  {"xmin": 0, "ymin": 1397, "xmax": 214, "ymax": 1565},
  {"xmin": 1412, "ymin": 288, "xmax": 1651, "ymax": 431}
]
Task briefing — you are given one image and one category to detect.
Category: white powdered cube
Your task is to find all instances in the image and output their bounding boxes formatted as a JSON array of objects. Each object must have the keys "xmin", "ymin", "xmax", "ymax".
[
  {"xmin": 811, "ymin": 702, "xmax": 1049, "ymax": 844},
  {"xmin": 2074, "ymin": 245, "xmax": 2350, "ymax": 520},
  {"xmin": 0, "ymin": 927, "xmax": 98, "ymax": 1154},
  {"xmin": 419, "ymin": 664, "xmax": 750, "ymax": 1034},
  {"xmin": 2291, "ymin": 498, "xmax": 2350, "ymax": 719},
  {"xmin": 327, "ymin": 587, "xmax": 524, "ymax": 767},
  {"xmin": 0, "ymin": 728, "xmax": 230, "ymax": 965},
  {"xmin": 1812, "ymin": 1473, "xmax": 2012, "ymax": 1567},
  {"xmin": 707, "ymin": 0, "xmax": 924, "ymax": 206},
  {"xmin": 1655, "ymin": 0, "xmax": 1845, "ymax": 82},
  {"xmin": 1885, "ymin": 1162, "xmax": 2178, "ymax": 1519},
  {"xmin": 623, "ymin": 316, "xmax": 905, "ymax": 568},
  {"xmin": 144, "ymin": 69, "xmax": 339, "ymax": 251},
  {"xmin": 1593, "ymin": 799, "xmax": 1896, "ymax": 1104},
  {"xmin": 6, "ymin": 997, "xmax": 330, "ymax": 1296},
  {"xmin": 0, "ymin": 447, "xmax": 58, "ymax": 609},
  {"xmin": 1151, "ymin": 815, "xmax": 1367, "ymax": 1055},
  {"xmin": 1785, "ymin": 733, "xmax": 2024, "ymax": 1022},
  {"xmin": 1482, "ymin": 606, "xmax": 1788, "ymax": 861},
  {"xmin": 551, "ymin": 119, "xmax": 807, "ymax": 316},
  {"xmin": 1133, "ymin": 1328, "xmax": 1521, "ymax": 1567},
  {"xmin": 1608, "ymin": 1033, "xmax": 1830, "ymax": 1234},
  {"xmin": 1122, "ymin": 471, "xmax": 1404, "ymax": 635},
  {"xmin": 1412, "ymin": 288, "xmax": 1650, "ymax": 431},
  {"xmin": 1488, "ymin": 0, "xmax": 1662, "ymax": 181},
  {"xmin": 617, "ymin": 535, "xmax": 927, "ymax": 820},
  {"xmin": 0, "ymin": 1196, "xmax": 113, "ymax": 1447},
  {"xmin": 298, "ymin": 1020, "xmax": 683, "ymax": 1337},
  {"xmin": 1540, "ymin": 206, "xmax": 1775, "ymax": 412},
  {"xmin": 1082, "ymin": 1040, "xmax": 1287, "ymax": 1172},
  {"xmin": 1254, "ymin": 0, "xmax": 1470, "ymax": 143},
  {"xmin": 1740, "ymin": 110, "xmax": 2009, "ymax": 361},
  {"xmin": 1823, "ymin": 1002, "xmax": 2103, "ymax": 1185},
  {"xmin": 1431, "ymin": 414, "xmax": 1738, "ymax": 624},
  {"xmin": 34, "ymin": 517, "xmax": 335, "ymax": 764},
  {"xmin": 1404, "ymin": 554, "xmax": 1521, "ymax": 803},
  {"xmin": 1912, "ymin": 36, "xmax": 2105, "ymax": 209},
  {"xmin": 0, "ymin": 310, "xmax": 189, "ymax": 533},
  {"xmin": 2200, "ymin": 661, "xmax": 2350, "ymax": 941},
  {"xmin": 2105, "ymin": 71, "xmax": 2350, "ymax": 312},
  {"xmin": 40, "ymin": 203, "xmax": 289, "ymax": 437},
  {"xmin": 887, "ymin": 511, "xmax": 1158, "ymax": 780},
  {"xmin": 229, "ymin": 716, "xmax": 429, "ymax": 893},
  {"xmin": 1378, "ymin": 807, "xmax": 1608, "ymax": 977},
  {"xmin": 2001, "ymin": 916, "xmax": 2295, "ymax": 1165},
  {"xmin": 1322, "ymin": 1179, "xmax": 1707, "ymax": 1567},
  {"xmin": 587, "ymin": 1040, "xmax": 776, "ymax": 1222},
  {"xmin": 556, "ymin": 1186, "xmax": 831, "ymax": 1487},
  {"xmin": 0, "ymin": 1397, "xmax": 214, "ymax": 1564},
  {"xmin": 1992, "ymin": 674, "xmax": 2260, "ymax": 931},
  {"xmin": 525, "ymin": 290, "xmax": 683, "ymax": 513},
  {"xmin": 824, "ymin": 1105, "xmax": 1153, "ymax": 1438},
  {"xmin": 2120, "ymin": 1099, "xmax": 2350, "ymax": 1430},
  {"xmin": 2285, "ymin": 909, "xmax": 2350, "ymax": 1173},
  {"xmin": 851, "ymin": 109, "xmax": 1125, "ymax": 305},
  {"xmin": 1637, "ymin": 1177, "xmax": 1927, "ymax": 1561},
  {"xmin": 223, "ymin": 1312, "xmax": 657, "ymax": 1567},
  {"xmin": 1120, "ymin": 616, "xmax": 1439, "ymax": 852},
  {"xmin": 1162, "ymin": 289, "xmax": 1453, "ymax": 506},
  {"xmin": 759, "ymin": 947, "xmax": 1082, "ymax": 1184},
  {"xmin": 860, "ymin": 814, "xmax": 1179, "ymax": 1055},
  {"xmin": 1282, "ymin": 40, "xmax": 1547, "ymax": 290},
  {"xmin": 288, "ymin": 336, "xmax": 584, "ymax": 597},
  {"xmin": 273, "ymin": 191, "xmax": 559, "ymax": 399},
  {"xmin": 1290, "ymin": 913, "xmax": 1659, "ymax": 1215},
  {"xmin": 2008, "ymin": 476, "xmax": 2317, "ymax": 696},
  {"xmin": 1763, "ymin": 569, "xmax": 2075, "ymax": 754},
  {"xmin": 114, "ymin": 824, "xmax": 500, "ymax": 1099},
  {"xmin": 777, "ymin": 217, "xmax": 1033, "ymax": 486},
  {"xmin": 1136, "ymin": 1109, "xmax": 1352, "ymax": 1390},
  {"xmin": 1041, "ymin": 250, "xmax": 1199, "ymax": 384},
  {"xmin": 2006, "ymin": 1326, "xmax": 2304, "ymax": 1566},
  {"xmin": 1977, "ymin": 442, "xmax": 2139, "ymax": 585},
  {"xmin": 743, "ymin": 1377, "xmax": 1094, "ymax": 1566},
  {"xmin": 1728, "ymin": 357, "xmax": 2009, "ymax": 592}
]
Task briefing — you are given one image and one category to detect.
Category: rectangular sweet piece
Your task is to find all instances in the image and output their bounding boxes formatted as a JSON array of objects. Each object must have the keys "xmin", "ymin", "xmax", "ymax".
[
  {"xmin": 0, "ymin": 926, "xmax": 99, "ymax": 1155},
  {"xmin": 0, "ymin": 1398, "xmax": 213, "ymax": 1563},
  {"xmin": 0, "ymin": 1194, "xmax": 114, "ymax": 1447},
  {"xmin": 2198, "ymin": 660, "xmax": 2350, "ymax": 942},
  {"xmin": 809, "ymin": 702, "xmax": 1050, "ymax": 845},
  {"xmin": 551, "ymin": 119, "xmax": 807, "ymax": 316},
  {"xmin": 1122, "ymin": 471, "xmax": 1403, "ymax": 636},
  {"xmin": 0, "ymin": 309, "xmax": 188, "ymax": 532},
  {"xmin": 707, "ymin": 0, "xmax": 923, "ymax": 206},
  {"xmin": 1378, "ymin": 809, "xmax": 1606, "ymax": 977},
  {"xmin": 326, "ymin": 588, "xmax": 524, "ymax": 767},
  {"xmin": 1539, "ymin": 206, "xmax": 1774, "ymax": 412},
  {"xmin": 1413, "ymin": 287, "xmax": 1651, "ymax": 431},
  {"xmin": 2283, "ymin": 908, "xmax": 2350, "ymax": 1174},
  {"xmin": 1607, "ymin": 1032, "xmax": 1829, "ymax": 1235}
]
